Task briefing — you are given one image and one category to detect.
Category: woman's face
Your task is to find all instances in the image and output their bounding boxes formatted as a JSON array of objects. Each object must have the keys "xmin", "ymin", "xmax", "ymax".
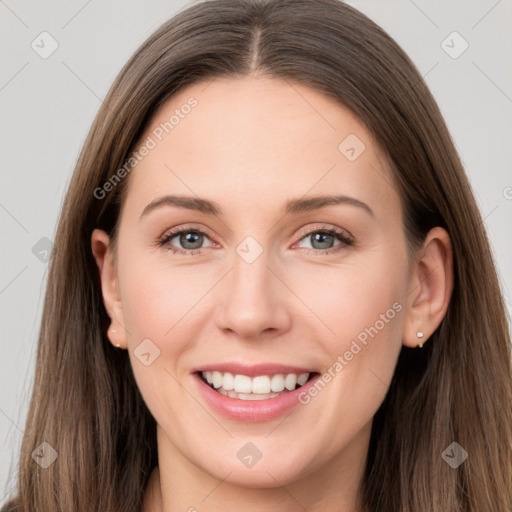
[{"xmin": 96, "ymin": 76, "xmax": 417, "ymax": 489}]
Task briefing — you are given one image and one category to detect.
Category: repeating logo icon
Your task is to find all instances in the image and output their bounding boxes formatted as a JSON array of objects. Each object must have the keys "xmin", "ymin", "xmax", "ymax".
[
  {"xmin": 31, "ymin": 441, "xmax": 58, "ymax": 469},
  {"xmin": 237, "ymin": 442, "xmax": 263, "ymax": 468},
  {"xmin": 236, "ymin": 236, "xmax": 263, "ymax": 264},
  {"xmin": 441, "ymin": 31, "xmax": 469, "ymax": 59},
  {"xmin": 338, "ymin": 133, "xmax": 366, "ymax": 161},
  {"xmin": 134, "ymin": 338, "xmax": 161, "ymax": 366},
  {"xmin": 441, "ymin": 441, "xmax": 468, "ymax": 468},
  {"xmin": 31, "ymin": 237, "xmax": 53, "ymax": 263},
  {"xmin": 31, "ymin": 31, "xmax": 59, "ymax": 59}
]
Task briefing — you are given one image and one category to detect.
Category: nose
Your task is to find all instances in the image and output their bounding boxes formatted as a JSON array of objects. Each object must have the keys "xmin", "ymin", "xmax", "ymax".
[{"xmin": 214, "ymin": 248, "xmax": 292, "ymax": 340}]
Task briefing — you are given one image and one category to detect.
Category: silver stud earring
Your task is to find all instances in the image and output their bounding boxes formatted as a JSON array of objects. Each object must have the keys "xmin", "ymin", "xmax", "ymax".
[{"xmin": 416, "ymin": 331, "xmax": 424, "ymax": 348}]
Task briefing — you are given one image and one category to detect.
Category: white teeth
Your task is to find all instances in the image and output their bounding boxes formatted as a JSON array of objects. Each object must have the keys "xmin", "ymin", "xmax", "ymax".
[
  {"xmin": 271, "ymin": 374, "xmax": 285, "ymax": 392},
  {"xmin": 201, "ymin": 370, "xmax": 311, "ymax": 397},
  {"xmin": 222, "ymin": 372, "xmax": 234, "ymax": 390},
  {"xmin": 252, "ymin": 375, "xmax": 271, "ymax": 394},
  {"xmin": 297, "ymin": 373, "xmax": 309, "ymax": 386},
  {"xmin": 217, "ymin": 389, "xmax": 281, "ymax": 400},
  {"xmin": 233, "ymin": 374, "xmax": 252, "ymax": 393},
  {"xmin": 284, "ymin": 374, "xmax": 297, "ymax": 391},
  {"xmin": 212, "ymin": 371, "xmax": 223, "ymax": 389},
  {"xmin": 237, "ymin": 392, "xmax": 281, "ymax": 400}
]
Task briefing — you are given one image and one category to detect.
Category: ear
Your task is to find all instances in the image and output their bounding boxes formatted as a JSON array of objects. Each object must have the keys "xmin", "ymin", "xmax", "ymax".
[
  {"xmin": 402, "ymin": 226, "xmax": 454, "ymax": 348},
  {"xmin": 91, "ymin": 229, "xmax": 127, "ymax": 349}
]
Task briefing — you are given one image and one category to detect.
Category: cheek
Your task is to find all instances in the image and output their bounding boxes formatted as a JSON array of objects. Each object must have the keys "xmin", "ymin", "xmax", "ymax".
[
  {"xmin": 326, "ymin": 266, "xmax": 405, "ymax": 402},
  {"xmin": 289, "ymin": 255, "xmax": 406, "ymax": 343},
  {"xmin": 289, "ymin": 252, "xmax": 407, "ymax": 418},
  {"xmin": 295, "ymin": 267, "xmax": 405, "ymax": 436},
  {"xmin": 118, "ymin": 260, "xmax": 204, "ymax": 423},
  {"xmin": 118, "ymin": 254, "xmax": 206, "ymax": 339}
]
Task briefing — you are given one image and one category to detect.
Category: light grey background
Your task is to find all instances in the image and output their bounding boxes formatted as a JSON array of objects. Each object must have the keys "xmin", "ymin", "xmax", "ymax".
[{"xmin": 1, "ymin": 0, "xmax": 511, "ymax": 502}]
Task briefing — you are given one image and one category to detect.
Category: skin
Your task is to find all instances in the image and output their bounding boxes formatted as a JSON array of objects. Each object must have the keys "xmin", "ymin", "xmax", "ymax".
[{"xmin": 91, "ymin": 75, "xmax": 453, "ymax": 512}]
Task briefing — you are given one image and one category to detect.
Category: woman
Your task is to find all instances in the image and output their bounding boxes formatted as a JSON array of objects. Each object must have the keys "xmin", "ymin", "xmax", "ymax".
[{"xmin": 2, "ymin": 0, "xmax": 511, "ymax": 510}]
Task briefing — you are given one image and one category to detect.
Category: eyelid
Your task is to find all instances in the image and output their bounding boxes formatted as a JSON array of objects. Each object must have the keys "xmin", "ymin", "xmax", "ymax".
[
  {"xmin": 294, "ymin": 223, "xmax": 354, "ymax": 243},
  {"xmin": 159, "ymin": 223, "xmax": 215, "ymax": 242}
]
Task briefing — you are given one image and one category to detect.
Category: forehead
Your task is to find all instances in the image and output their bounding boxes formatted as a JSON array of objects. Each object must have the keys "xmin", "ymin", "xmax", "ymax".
[{"xmin": 123, "ymin": 76, "xmax": 399, "ymax": 219}]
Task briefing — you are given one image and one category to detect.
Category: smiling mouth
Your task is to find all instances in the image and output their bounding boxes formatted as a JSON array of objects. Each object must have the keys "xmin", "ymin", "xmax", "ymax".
[{"xmin": 197, "ymin": 370, "xmax": 319, "ymax": 400}]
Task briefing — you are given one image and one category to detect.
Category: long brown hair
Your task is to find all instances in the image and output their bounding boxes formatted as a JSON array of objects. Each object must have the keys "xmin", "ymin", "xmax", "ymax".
[{"xmin": 3, "ymin": 0, "xmax": 511, "ymax": 510}]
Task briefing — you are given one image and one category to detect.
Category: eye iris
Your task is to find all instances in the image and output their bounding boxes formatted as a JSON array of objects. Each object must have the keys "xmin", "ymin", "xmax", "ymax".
[
  {"xmin": 311, "ymin": 232, "xmax": 334, "ymax": 250},
  {"xmin": 180, "ymin": 231, "xmax": 203, "ymax": 250}
]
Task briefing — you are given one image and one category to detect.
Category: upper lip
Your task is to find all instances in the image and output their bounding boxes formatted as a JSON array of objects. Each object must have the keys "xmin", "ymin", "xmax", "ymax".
[{"xmin": 191, "ymin": 362, "xmax": 318, "ymax": 377}]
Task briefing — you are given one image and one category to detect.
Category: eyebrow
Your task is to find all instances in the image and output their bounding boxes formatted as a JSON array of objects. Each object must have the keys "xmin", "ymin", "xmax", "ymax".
[{"xmin": 140, "ymin": 194, "xmax": 374, "ymax": 219}]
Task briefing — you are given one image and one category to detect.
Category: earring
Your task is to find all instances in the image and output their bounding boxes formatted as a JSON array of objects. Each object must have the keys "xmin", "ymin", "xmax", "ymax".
[
  {"xmin": 108, "ymin": 326, "xmax": 122, "ymax": 348},
  {"xmin": 416, "ymin": 331, "xmax": 424, "ymax": 348}
]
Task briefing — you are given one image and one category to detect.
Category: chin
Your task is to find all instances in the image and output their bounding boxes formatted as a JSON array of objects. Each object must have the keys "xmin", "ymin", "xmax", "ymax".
[{"xmin": 196, "ymin": 448, "xmax": 316, "ymax": 489}]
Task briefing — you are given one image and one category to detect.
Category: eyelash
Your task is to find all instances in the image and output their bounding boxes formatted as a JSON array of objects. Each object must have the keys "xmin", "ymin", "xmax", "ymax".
[{"xmin": 156, "ymin": 225, "xmax": 354, "ymax": 256}]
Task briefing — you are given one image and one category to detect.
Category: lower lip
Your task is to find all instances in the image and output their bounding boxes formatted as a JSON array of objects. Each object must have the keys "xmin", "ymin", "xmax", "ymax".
[{"xmin": 192, "ymin": 372, "xmax": 321, "ymax": 422}]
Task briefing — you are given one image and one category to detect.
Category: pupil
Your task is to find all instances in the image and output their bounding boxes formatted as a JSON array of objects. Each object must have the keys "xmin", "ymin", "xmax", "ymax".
[
  {"xmin": 312, "ymin": 232, "xmax": 333, "ymax": 249},
  {"xmin": 181, "ymin": 231, "xmax": 202, "ymax": 249}
]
